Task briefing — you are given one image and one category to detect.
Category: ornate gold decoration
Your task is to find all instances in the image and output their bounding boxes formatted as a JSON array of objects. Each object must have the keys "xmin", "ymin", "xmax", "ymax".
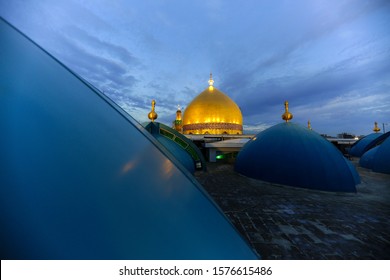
[
  {"xmin": 282, "ymin": 101, "xmax": 293, "ymax": 122},
  {"xmin": 148, "ymin": 99, "xmax": 158, "ymax": 122},
  {"xmin": 373, "ymin": 121, "xmax": 381, "ymax": 133},
  {"xmin": 183, "ymin": 122, "xmax": 243, "ymax": 132}
]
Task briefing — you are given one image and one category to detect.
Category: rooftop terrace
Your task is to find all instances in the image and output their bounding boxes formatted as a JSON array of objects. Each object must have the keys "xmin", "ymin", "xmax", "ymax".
[{"xmin": 195, "ymin": 159, "xmax": 390, "ymax": 259}]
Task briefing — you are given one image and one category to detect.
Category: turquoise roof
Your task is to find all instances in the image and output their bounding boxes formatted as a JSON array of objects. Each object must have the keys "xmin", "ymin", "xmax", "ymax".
[
  {"xmin": 359, "ymin": 146, "xmax": 378, "ymax": 169},
  {"xmin": 359, "ymin": 132, "xmax": 390, "ymax": 174},
  {"xmin": 143, "ymin": 122, "xmax": 206, "ymax": 173},
  {"xmin": 349, "ymin": 133, "xmax": 382, "ymax": 157},
  {"xmin": 235, "ymin": 122, "xmax": 359, "ymax": 192},
  {"xmin": 0, "ymin": 18, "xmax": 257, "ymax": 259},
  {"xmin": 155, "ymin": 134, "xmax": 196, "ymax": 173}
]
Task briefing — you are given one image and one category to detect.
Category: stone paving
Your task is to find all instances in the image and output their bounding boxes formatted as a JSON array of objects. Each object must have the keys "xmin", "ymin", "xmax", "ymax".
[{"xmin": 195, "ymin": 160, "xmax": 390, "ymax": 259}]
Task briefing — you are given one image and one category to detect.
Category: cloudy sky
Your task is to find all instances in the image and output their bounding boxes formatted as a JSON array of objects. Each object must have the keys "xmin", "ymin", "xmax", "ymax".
[{"xmin": 1, "ymin": 0, "xmax": 389, "ymax": 136}]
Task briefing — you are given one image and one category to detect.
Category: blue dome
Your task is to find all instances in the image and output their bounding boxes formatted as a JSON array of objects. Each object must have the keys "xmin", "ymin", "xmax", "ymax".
[
  {"xmin": 359, "ymin": 146, "xmax": 379, "ymax": 169},
  {"xmin": 349, "ymin": 133, "xmax": 382, "ymax": 157},
  {"xmin": 235, "ymin": 122, "xmax": 359, "ymax": 192},
  {"xmin": 360, "ymin": 134, "xmax": 390, "ymax": 174},
  {"xmin": 0, "ymin": 18, "xmax": 257, "ymax": 260}
]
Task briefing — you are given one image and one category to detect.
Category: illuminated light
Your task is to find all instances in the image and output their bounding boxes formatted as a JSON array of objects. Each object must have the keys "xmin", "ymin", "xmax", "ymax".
[
  {"xmin": 121, "ymin": 160, "xmax": 136, "ymax": 174},
  {"xmin": 216, "ymin": 154, "xmax": 225, "ymax": 159},
  {"xmin": 162, "ymin": 158, "xmax": 174, "ymax": 179},
  {"xmin": 208, "ymin": 73, "xmax": 214, "ymax": 87}
]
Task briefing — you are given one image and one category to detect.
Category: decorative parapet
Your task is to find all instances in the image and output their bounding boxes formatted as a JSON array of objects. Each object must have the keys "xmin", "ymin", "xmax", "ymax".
[{"xmin": 183, "ymin": 122, "xmax": 243, "ymax": 132}]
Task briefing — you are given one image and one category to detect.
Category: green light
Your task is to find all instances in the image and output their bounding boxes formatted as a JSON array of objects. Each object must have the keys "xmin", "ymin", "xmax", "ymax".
[{"xmin": 216, "ymin": 154, "xmax": 224, "ymax": 159}]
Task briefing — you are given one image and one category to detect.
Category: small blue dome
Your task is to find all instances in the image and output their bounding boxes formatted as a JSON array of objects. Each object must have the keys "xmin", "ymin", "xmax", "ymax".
[
  {"xmin": 360, "ymin": 134, "xmax": 390, "ymax": 174},
  {"xmin": 349, "ymin": 133, "xmax": 382, "ymax": 157},
  {"xmin": 235, "ymin": 122, "xmax": 359, "ymax": 192},
  {"xmin": 359, "ymin": 146, "xmax": 379, "ymax": 169}
]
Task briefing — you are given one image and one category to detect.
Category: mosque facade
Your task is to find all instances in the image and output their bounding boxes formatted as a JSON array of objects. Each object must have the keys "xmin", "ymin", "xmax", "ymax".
[{"xmin": 179, "ymin": 74, "xmax": 243, "ymax": 135}]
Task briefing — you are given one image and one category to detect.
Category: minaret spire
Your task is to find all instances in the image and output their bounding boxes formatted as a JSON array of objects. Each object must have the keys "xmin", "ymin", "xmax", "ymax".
[
  {"xmin": 208, "ymin": 72, "xmax": 214, "ymax": 90},
  {"xmin": 174, "ymin": 104, "xmax": 183, "ymax": 133}
]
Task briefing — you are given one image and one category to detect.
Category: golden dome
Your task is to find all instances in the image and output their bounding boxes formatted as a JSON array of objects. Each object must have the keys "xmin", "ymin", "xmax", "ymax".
[{"xmin": 182, "ymin": 74, "xmax": 243, "ymax": 135}]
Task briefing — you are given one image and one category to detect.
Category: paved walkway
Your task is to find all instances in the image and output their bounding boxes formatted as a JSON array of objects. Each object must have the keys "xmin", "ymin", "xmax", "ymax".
[{"xmin": 195, "ymin": 160, "xmax": 390, "ymax": 259}]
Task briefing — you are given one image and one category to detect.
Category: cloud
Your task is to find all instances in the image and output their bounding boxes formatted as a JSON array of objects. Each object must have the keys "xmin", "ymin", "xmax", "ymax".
[
  {"xmin": 243, "ymin": 123, "xmax": 272, "ymax": 134},
  {"xmin": 62, "ymin": 26, "xmax": 139, "ymax": 65},
  {"xmin": 219, "ymin": 0, "xmax": 390, "ymax": 93},
  {"xmin": 1, "ymin": 0, "xmax": 389, "ymax": 135},
  {"xmin": 226, "ymin": 46, "xmax": 390, "ymax": 119}
]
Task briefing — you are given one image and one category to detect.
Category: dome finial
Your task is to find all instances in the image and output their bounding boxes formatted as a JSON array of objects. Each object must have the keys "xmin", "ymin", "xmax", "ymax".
[
  {"xmin": 373, "ymin": 121, "xmax": 380, "ymax": 133},
  {"xmin": 308, "ymin": 120, "xmax": 312, "ymax": 130},
  {"xmin": 148, "ymin": 99, "xmax": 158, "ymax": 122},
  {"xmin": 208, "ymin": 72, "xmax": 214, "ymax": 90},
  {"xmin": 282, "ymin": 101, "xmax": 293, "ymax": 122}
]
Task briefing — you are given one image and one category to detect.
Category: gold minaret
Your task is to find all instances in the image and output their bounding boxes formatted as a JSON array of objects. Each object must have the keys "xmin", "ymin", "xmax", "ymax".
[
  {"xmin": 282, "ymin": 101, "xmax": 293, "ymax": 122},
  {"xmin": 148, "ymin": 99, "xmax": 158, "ymax": 122},
  {"xmin": 174, "ymin": 105, "xmax": 183, "ymax": 133},
  {"xmin": 373, "ymin": 121, "xmax": 381, "ymax": 133}
]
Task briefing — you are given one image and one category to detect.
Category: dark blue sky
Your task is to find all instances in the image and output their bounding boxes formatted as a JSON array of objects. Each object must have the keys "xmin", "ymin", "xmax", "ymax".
[{"xmin": 1, "ymin": 0, "xmax": 389, "ymax": 136}]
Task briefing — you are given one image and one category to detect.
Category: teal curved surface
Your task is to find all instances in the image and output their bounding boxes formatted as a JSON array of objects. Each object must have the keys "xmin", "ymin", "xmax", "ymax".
[
  {"xmin": 360, "ymin": 136, "xmax": 390, "ymax": 174},
  {"xmin": 359, "ymin": 132, "xmax": 390, "ymax": 174},
  {"xmin": 143, "ymin": 122, "xmax": 207, "ymax": 173},
  {"xmin": 359, "ymin": 146, "xmax": 379, "ymax": 169},
  {"xmin": 372, "ymin": 136, "xmax": 390, "ymax": 174},
  {"xmin": 349, "ymin": 133, "xmax": 382, "ymax": 157},
  {"xmin": 363, "ymin": 132, "xmax": 390, "ymax": 153},
  {"xmin": 235, "ymin": 122, "xmax": 359, "ymax": 192},
  {"xmin": 155, "ymin": 134, "xmax": 196, "ymax": 173},
  {"xmin": 0, "ymin": 18, "xmax": 257, "ymax": 259}
]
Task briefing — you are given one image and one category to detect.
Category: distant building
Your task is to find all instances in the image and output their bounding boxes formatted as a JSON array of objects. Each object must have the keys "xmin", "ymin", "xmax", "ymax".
[{"xmin": 337, "ymin": 132, "xmax": 356, "ymax": 139}]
